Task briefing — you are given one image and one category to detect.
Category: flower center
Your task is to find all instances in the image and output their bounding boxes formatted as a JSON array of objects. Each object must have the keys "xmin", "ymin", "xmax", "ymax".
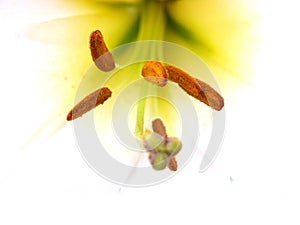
[{"xmin": 138, "ymin": 0, "xmax": 166, "ymax": 41}]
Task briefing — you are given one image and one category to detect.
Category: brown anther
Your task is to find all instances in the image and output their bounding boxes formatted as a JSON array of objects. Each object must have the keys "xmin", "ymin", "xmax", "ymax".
[
  {"xmin": 165, "ymin": 65, "xmax": 202, "ymax": 99},
  {"xmin": 168, "ymin": 156, "xmax": 178, "ymax": 171},
  {"xmin": 89, "ymin": 30, "xmax": 115, "ymax": 72},
  {"xmin": 152, "ymin": 118, "xmax": 167, "ymax": 138},
  {"xmin": 165, "ymin": 65, "xmax": 224, "ymax": 111},
  {"xmin": 195, "ymin": 78, "xmax": 224, "ymax": 111},
  {"xmin": 141, "ymin": 61, "xmax": 169, "ymax": 87},
  {"xmin": 66, "ymin": 87, "xmax": 112, "ymax": 121}
]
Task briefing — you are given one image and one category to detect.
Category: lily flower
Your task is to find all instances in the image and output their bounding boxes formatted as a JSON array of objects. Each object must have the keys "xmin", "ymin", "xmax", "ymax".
[{"xmin": 3, "ymin": 0, "xmax": 263, "ymax": 176}]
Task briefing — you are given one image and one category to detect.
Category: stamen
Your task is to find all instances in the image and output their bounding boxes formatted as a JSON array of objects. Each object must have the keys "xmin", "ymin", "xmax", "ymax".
[
  {"xmin": 166, "ymin": 65, "xmax": 203, "ymax": 98},
  {"xmin": 165, "ymin": 65, "xmax": 224, "ymax": 111},
  {"xmin": 152, "ymin": 118, "xmax": 167, "ymax": 138},
  {"xmin": 194, "ymin": 78, "xmax": 224, "ymax": 111},
  {"xmin": 151, "ymin": 118, "xmax": 180, "ymax": 171},
  {"xmin": 66, "ymin": 87, "xmax": 112, "ymax": 121},
  {"xmin": 141, "ymin": 61, "xmax": 168, "ymax": 87},
  {"xmin": 141, "ymin": 61, "xmax": 224, "ymax": 111},
  {"xmin": 89, "ymin": 30, "xmax": 115, "ymax": 72},
  {"xmin": 168, "ymin": 156, "xmax": 177, "ymax": 171}
]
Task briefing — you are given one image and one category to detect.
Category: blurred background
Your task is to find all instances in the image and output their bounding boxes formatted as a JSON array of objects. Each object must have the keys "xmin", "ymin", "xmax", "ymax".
[{"xmin": 0, "ymin": 0, "xmax": 300, "ymax": 224}]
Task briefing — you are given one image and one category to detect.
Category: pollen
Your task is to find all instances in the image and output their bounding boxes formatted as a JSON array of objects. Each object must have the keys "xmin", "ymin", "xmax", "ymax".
[{"xmin": 89, "ymin": 30, "xmax": 115, "ymax": 72}]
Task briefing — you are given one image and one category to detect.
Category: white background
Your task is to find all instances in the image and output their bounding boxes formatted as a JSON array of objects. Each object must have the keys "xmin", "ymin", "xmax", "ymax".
[{"xmin": 1, "ymin": 0, "xmax": 300, "ymax": 224}]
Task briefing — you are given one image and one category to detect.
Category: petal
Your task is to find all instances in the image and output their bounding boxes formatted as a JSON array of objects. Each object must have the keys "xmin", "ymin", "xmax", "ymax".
[
  {"xmin": 1, "ymin": 0, "xmax": 140, "ymax": 145},
  {"xmin": 166, "ymin": 0, "xmax": 261, "ymax": 85},
  {"xmin": 95, "ymin": 0, "xmax": 141, "ymax": 3}
]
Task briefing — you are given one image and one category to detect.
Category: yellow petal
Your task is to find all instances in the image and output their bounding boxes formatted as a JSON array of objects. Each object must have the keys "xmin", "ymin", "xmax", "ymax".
[{"xmin": 166, "ymin": 0, "xmax": 261, "ymax": 84}]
